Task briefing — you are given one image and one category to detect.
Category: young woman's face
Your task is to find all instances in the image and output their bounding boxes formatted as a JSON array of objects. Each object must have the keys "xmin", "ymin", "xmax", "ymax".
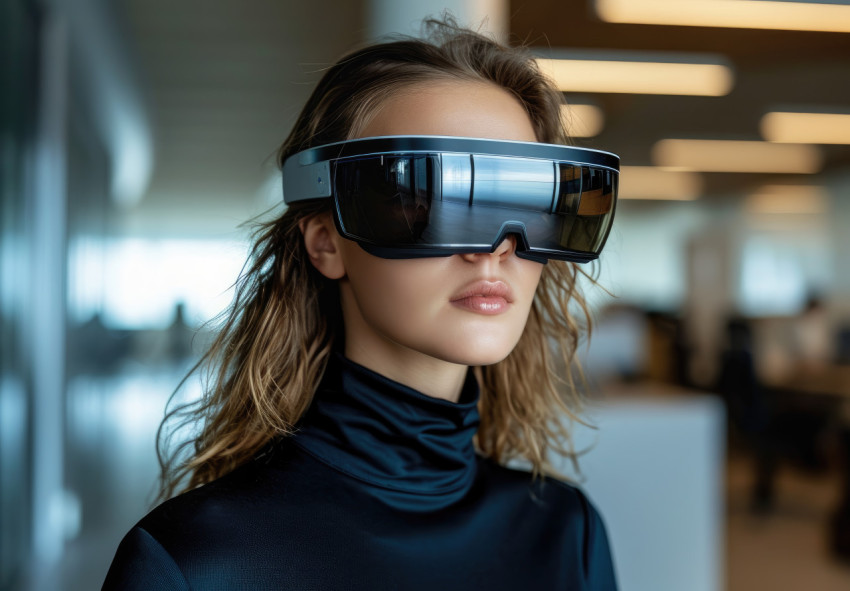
[{"xmin": 320, "ymin": 81, "xmax": 545, "ymax": 378}]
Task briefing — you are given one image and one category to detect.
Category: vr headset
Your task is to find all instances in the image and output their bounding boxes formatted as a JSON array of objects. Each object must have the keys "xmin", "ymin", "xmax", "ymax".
[{"xmin": 282, "ymin": 136, "xmax": 619, "ymax": 264}]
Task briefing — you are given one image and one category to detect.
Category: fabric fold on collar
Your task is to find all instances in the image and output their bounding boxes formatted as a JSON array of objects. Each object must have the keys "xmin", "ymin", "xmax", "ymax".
[{"xmin": 292, "ymin": 353, "xmax": 481, "ymax": 502}]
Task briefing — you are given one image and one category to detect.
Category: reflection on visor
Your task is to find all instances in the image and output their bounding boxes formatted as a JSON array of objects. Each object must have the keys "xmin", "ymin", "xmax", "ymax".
[
  {"xmin": 333, "ymin": 152, "xmax": 616, "ymax": 262},
  {"xmin": 337, "ymin": 155, "xmax": 435, "ymax": 244}
]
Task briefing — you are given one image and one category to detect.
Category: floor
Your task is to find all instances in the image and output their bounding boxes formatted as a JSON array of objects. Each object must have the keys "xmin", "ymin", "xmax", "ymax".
[{"xmin": 724, "ymin": 452, "xmax": 850, "ymax": 591}]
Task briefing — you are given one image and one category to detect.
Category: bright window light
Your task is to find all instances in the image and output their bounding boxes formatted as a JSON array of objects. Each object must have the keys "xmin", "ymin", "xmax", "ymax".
[
  {"xmin": 68, "ymin": 237, "xmax": 248, "ymax": 329},
  {"xmin": 596, "ymin": 0, "xmax": 850, "ymax": 33},
  {"xmin": 739, "ymin": 236, "xmax": 807, "ymax": 316}
]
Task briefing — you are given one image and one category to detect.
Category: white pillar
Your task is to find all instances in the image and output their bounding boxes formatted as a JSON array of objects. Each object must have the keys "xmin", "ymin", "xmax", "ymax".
[
  {"xmin": 44, "ymin": 0, "xmax": 153, "ymax": 207},
  {"xmin": 367, "ymin": 0, "xmax": 509, "ymax": 42},
  {"xmin": 684, "ymin": 211, "xmax": 740, "ymax": 388},
  {"xmin": 30, "ymin": 11, "xmax": 69, "ymax": 576}
]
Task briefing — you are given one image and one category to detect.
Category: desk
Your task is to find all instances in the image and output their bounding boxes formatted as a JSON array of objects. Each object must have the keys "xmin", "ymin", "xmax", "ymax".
[
  {"xmin": 553, "ymin": 390, "xmax": 725, "ymax": 591},
  {"xmin": 762, "ymin": 365, "xmax": 850, "ymax": 400},
  {"xmin": 762, "ymin": 364, "xmax": 850, "ymax": 562}
]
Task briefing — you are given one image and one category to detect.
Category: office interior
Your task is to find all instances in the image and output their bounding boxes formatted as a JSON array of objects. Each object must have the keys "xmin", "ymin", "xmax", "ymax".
[{"xmin": 2, "ymin": 0, "xmax": 850, "ymax": 589}]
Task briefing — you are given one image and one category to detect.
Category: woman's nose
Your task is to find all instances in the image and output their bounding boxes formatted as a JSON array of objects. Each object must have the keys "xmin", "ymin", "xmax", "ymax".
[{"xmin": 459, "ymin": 234, "xmax": 517, "ymax": 262}]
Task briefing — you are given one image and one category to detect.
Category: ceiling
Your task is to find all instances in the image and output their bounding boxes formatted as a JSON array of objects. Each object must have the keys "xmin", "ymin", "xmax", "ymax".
[
  {"xmin": 119, "ymin": 0, "xmax": 850, "ymax": 236},
  {"xmin": 511, "ymin": 0, "xmax": 850, "ymax": 195},
  {"xmin": 120, "ymin": 0, "xmax": 366, "ymax": 236}
]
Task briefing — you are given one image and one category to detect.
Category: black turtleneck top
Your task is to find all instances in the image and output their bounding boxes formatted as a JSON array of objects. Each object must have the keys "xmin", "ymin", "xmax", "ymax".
[{"xmin": 103, "ymin": 353, "xmax": 618, "ymax": 590}]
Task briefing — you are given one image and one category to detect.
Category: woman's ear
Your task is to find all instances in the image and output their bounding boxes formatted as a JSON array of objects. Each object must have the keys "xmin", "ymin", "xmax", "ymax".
[{"xmin": 299, "ymin": 212, "xmax": 346, "ymax": 280}]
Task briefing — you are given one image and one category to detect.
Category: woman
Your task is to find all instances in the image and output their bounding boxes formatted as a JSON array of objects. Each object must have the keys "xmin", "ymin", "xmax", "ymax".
[{"xmin": 103, "ymin": 17, "xmax": 619, "ymax": 590}]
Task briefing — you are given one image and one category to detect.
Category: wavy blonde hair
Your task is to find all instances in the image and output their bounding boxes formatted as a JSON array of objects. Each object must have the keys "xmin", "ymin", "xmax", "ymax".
[{"xmin": 156, "ymin": 18, "xmax": 597, "ymax": 503}]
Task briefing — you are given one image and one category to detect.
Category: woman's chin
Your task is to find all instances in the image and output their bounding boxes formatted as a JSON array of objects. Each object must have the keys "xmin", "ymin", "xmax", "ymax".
[{"xmin": 428, "ymin": 340, "xmax": 519, "ymax": 367}]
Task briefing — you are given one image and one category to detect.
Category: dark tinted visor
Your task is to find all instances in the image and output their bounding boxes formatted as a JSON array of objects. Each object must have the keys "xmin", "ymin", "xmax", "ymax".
[{"xmin": 333, "ymin": 153, "xmax": 617, "ymax": 263}]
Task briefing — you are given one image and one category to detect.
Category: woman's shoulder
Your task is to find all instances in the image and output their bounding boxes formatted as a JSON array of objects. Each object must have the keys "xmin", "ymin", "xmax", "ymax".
[
  {"xmin": 477, "ymin": 454, "xmax": 598, "ymax": 506},
  {"xmin": 103, "ymin": 456, "xmax": 281, "ymax": 589},
  {"xmin": 475, "ymin": 455, "xmax": 612, "ymax": 540},
  {"xmin": 140, "ymin": 450, "xmax": 284, "ymax": 534},
  {"xmin": 127, "ymin": 436, "xmax": 323, "ymax": 545},
  {"xmin": 476, "ymin": 456, "xmax": 618, "ymax": 586}
]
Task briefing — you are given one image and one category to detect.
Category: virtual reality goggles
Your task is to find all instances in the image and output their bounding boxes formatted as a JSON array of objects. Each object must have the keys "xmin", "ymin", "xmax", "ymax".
[{"xmin": 282, "ymin": 136, "xmax": 619, "ymax": 264}]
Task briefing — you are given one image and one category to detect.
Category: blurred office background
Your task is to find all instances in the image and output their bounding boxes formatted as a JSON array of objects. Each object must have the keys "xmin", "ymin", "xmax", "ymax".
[{"xmin": 2, "ymin": 0, "xmax": 850, "ymax": 589}]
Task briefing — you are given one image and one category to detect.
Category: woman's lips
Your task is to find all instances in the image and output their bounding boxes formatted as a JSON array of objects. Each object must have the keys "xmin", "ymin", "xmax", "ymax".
[
  {"xmin": 450, "ymin": 280, "xmax": 513, "ymax": 315},
  {"xmin": 450, "ymin": 295, "xmax": 510, "ymax": 314}
]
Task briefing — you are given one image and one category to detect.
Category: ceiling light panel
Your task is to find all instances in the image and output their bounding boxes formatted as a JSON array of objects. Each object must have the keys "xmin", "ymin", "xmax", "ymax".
[
  {"xmin": 596, "ymin": 0, "xmax": 850, "ymax": 33},
  {"xmin": 561, "ymin": 104, "xmax": 605, "ymax": 137},
  {"xmin": 761, "ymin": 111, "xmax": 850, "ymax": 144},
  {"xmin": 618, "ymin": 166, "xmax": 702, "ymax": 200},
  {"xmin": 745, "ymin": 185, "xmax": 829, "ymax": 214},
  {"xmin": 537, "ymin": 57, "xmax": 733, "ymax": 96},
  {"xmin": 652, "ymin": 139, "xmax": 823, "ymax": 173}
]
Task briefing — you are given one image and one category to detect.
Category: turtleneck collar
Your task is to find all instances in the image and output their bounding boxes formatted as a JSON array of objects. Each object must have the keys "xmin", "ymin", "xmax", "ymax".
[{"xmin": 291, "ymin": 352, "xmax": 481, "ymax": 505}]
